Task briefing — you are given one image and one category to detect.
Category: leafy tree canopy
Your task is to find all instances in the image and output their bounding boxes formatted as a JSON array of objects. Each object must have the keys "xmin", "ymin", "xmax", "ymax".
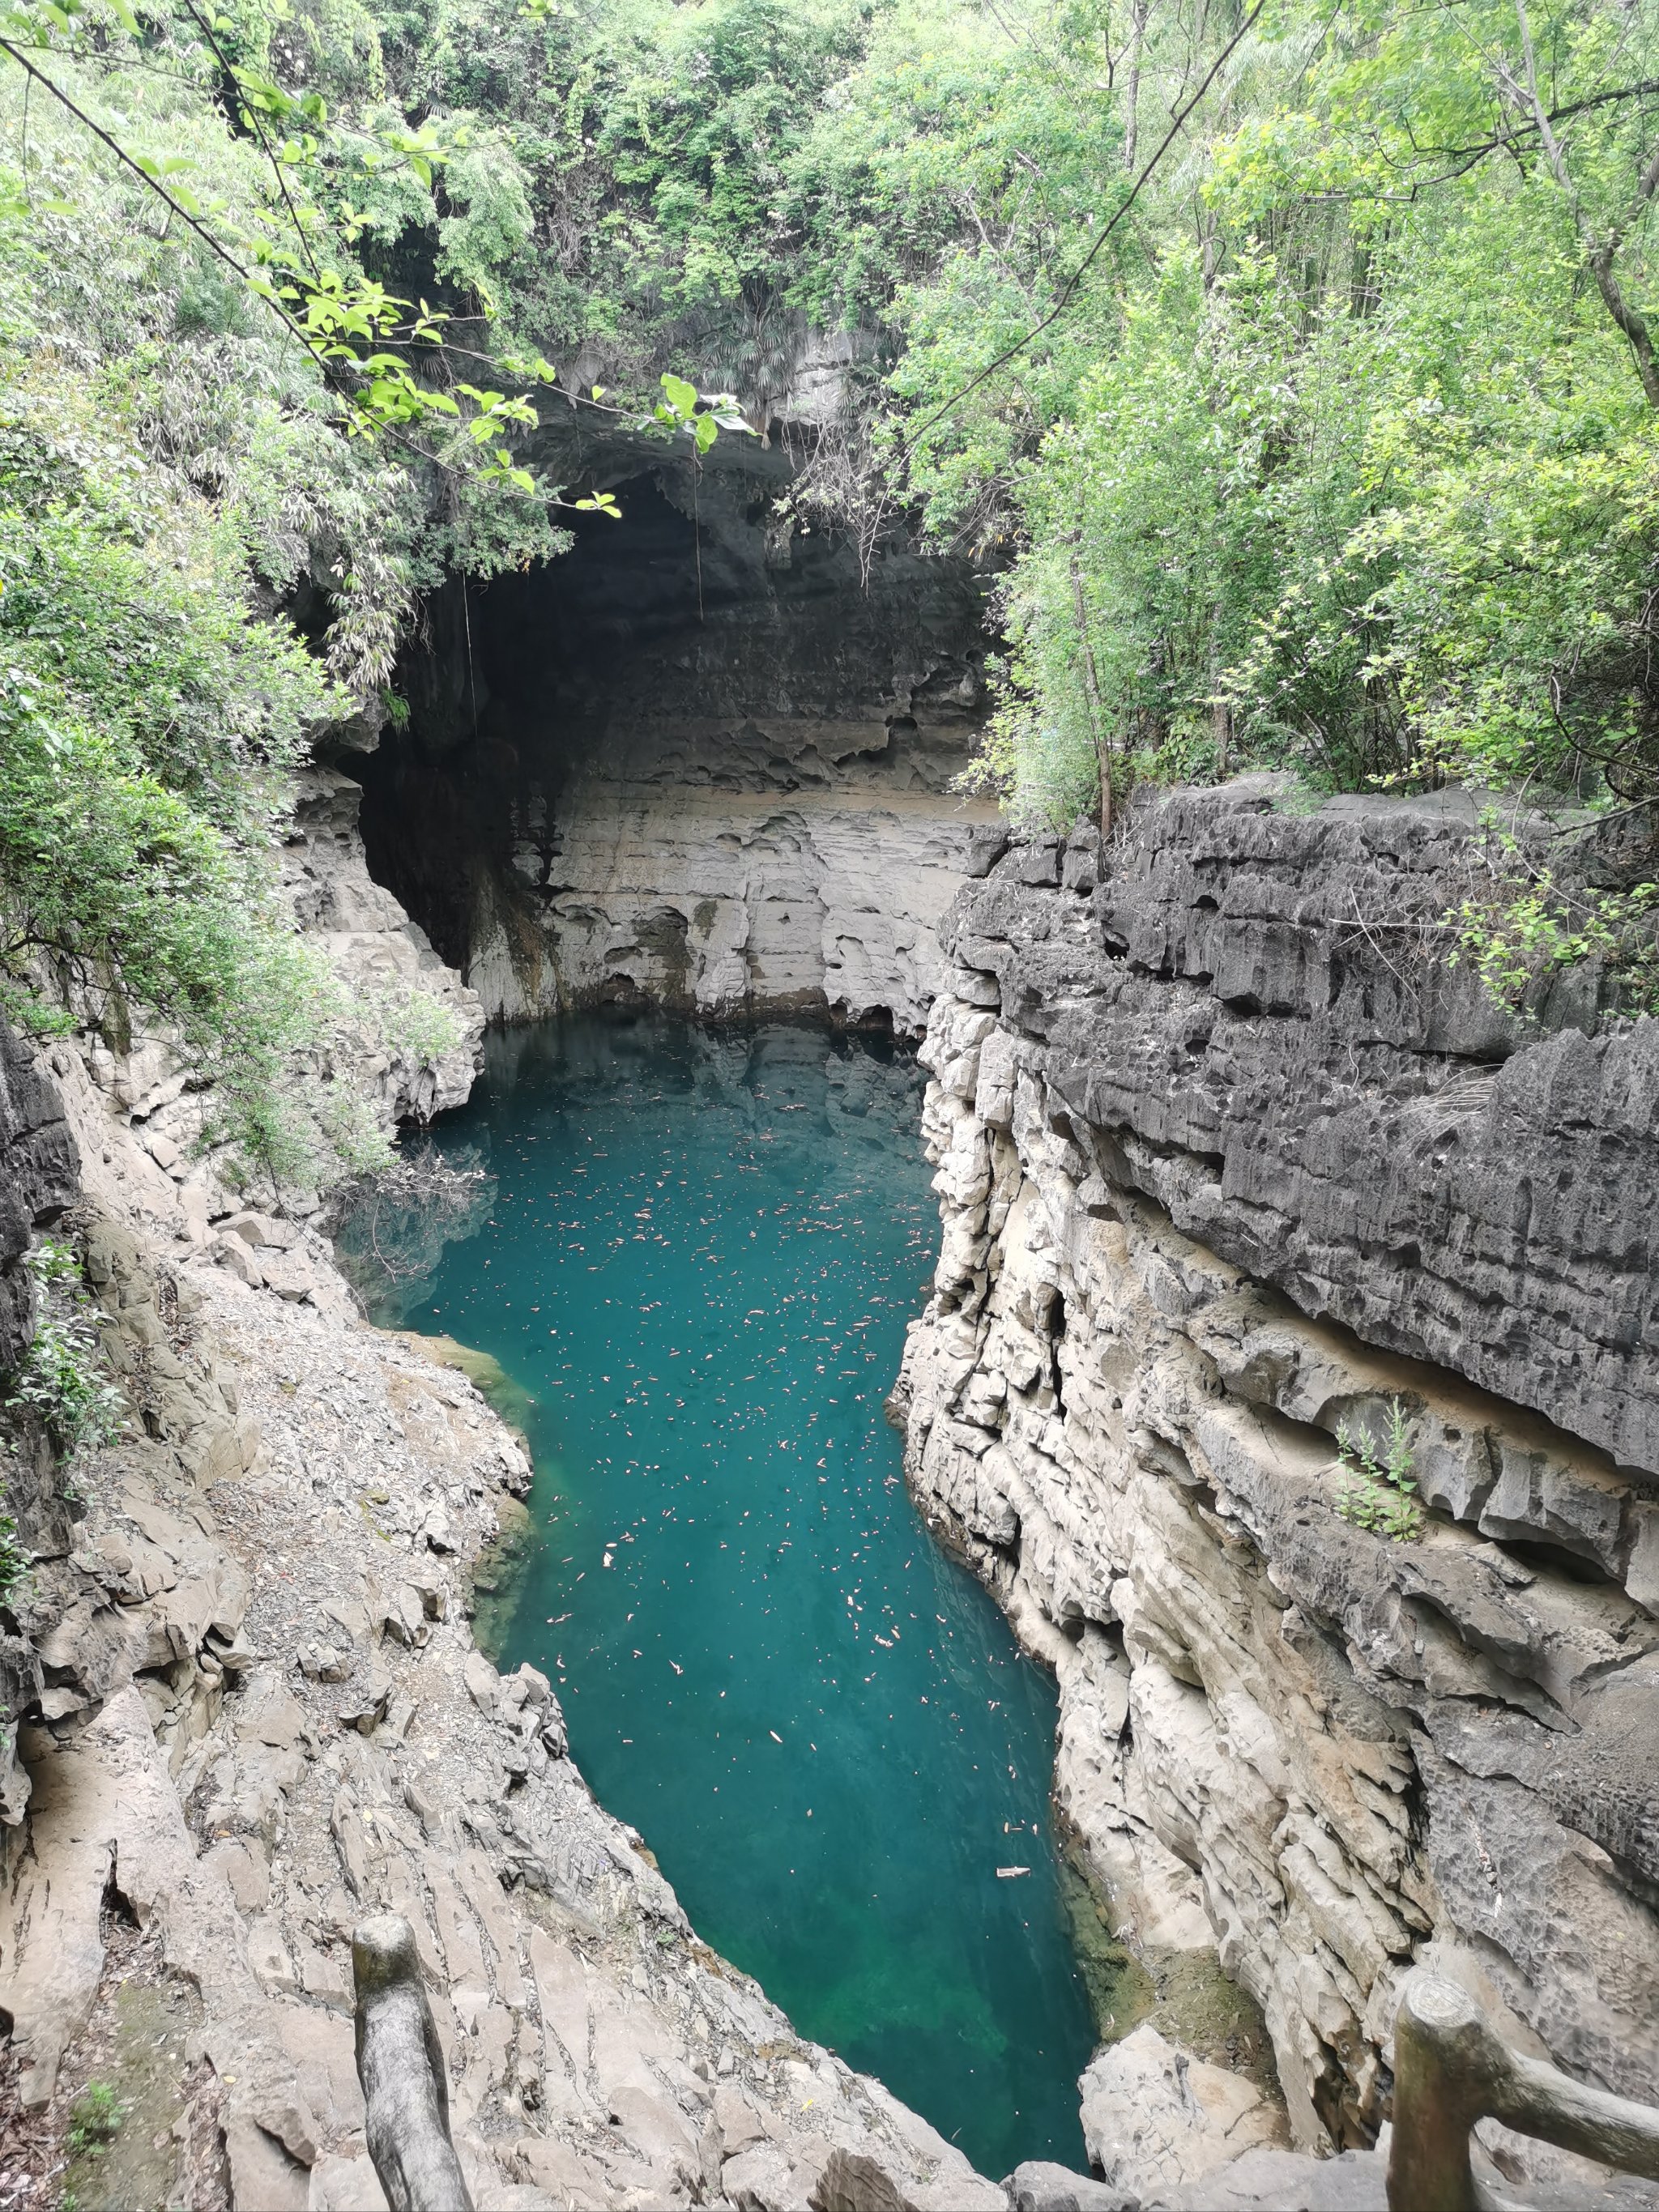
[{"xmin": 3, "ymin": 0, "xmax": 1658, "ymax": 1166}]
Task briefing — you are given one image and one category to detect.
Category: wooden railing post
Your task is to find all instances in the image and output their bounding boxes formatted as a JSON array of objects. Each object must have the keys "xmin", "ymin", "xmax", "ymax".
[
  {"xmin": 1388, "ymin": 1974, "xmax": 1499, "ymax": 2211},
  {"xmin": 352, "ymin": 1913, "xmax": 476, "ymax": 2212},
  {"xmin": 1388, "ymin": 1971, "xmax": 1659, "ymax": 2212}
]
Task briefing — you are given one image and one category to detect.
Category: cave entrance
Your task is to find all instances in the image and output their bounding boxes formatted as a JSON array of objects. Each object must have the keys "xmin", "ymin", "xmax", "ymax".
[
  {"xmin": 353, "ymin": 469, "xmax": 713, "ymax": 970},
  {"xmin": 348, "ymin": 441, "xmax": 992, "ymax": 1019}
]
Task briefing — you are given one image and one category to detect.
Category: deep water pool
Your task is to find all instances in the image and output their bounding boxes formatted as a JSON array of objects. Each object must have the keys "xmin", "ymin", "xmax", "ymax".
[{"xmin": 356, "ymin": 1015, "xmax": 1096, "ymax": 2177}]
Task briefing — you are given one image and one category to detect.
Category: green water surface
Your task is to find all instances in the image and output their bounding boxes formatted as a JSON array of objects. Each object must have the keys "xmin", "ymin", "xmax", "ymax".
[{"xmin": 364, "ymin": 1016, "xmax": 1095, "ymax": 2176}]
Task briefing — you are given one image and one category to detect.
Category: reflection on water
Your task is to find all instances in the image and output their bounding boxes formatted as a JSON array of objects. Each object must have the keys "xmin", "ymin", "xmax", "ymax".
[{"xmin": 348, "ymin": 1015, "xmax": 1097, "ymax": 2178}]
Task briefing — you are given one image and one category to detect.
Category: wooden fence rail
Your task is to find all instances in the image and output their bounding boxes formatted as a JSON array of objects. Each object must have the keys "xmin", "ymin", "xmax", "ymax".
[
  {"xmin": 353, "ymin": 1913, "xmax": 476, "ymax": 2212},
  {"xmin": 1388, "ymin": 1971, "xmax": 1659, "ymax": 2212}
]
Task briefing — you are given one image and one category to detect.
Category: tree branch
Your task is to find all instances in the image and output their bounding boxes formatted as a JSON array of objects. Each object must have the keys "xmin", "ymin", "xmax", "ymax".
[
  {"xmin": 175, "ymin": 0, "xmax": 323, "ymax": 282},
  {"xmin": 0, "ymin": 39, "xmax": 321, "ymax": 349},
  {"xmin": 899, "ymin": 0, "xmax": 1265, "ymax": 456},
  {"xmin": 1510, "ymin": 0, "xmax": 1659, "ymax": 407}
]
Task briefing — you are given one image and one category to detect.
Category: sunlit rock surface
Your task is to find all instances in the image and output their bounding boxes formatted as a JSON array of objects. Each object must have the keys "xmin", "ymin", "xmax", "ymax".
[{"xmin": 284, "ymin": 765, "xmax": 484, "ymax": 1125}]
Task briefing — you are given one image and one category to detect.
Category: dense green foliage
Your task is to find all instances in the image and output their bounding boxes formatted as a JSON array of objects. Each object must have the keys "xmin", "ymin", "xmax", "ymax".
[
  {"xmin": 3, "ymin": 0, "xmax": 1657, "ymax": 1127},
  {"xmin": 790, "ymin": 0, "xmax": 1659, "ymax": 835},
  {"xmin": 0, "ymin": 0, "xmax": 743, "ymax": 1184},
  {"xmin": 0, "ymin": 18, "xmax": 505, "ymax": 1183}
]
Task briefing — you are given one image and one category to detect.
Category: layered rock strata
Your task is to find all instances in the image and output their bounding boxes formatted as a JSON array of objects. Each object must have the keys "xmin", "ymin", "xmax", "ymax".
[
  {"xmin": 360, "ymin": 450, "xmax": 1003, "ymax": 1034},
  {"xmin": 898, "ymin": 784, "xmax": 1659, "ymax": 2161},
  {"xmin": 467, "ymin": 744, "xmax": 1004, "ymax": 1035},
  {"xmin": 0, "ymin": 1032, "xmax": 1004, "ymax": 2211}
]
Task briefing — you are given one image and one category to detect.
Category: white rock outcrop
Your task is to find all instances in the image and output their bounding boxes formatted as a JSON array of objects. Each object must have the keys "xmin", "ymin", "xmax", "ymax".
[
  {"xmin": 473, "ymin": 778, "xmax": 1002, "ymax": 1037},
  {"xmin": 1078, "ymin": 2025, "xmax": 1282, "ymax": 2195},
  {"xmin": 283, "ymin": 766, "xmax": 484, "ymax": 1126}
]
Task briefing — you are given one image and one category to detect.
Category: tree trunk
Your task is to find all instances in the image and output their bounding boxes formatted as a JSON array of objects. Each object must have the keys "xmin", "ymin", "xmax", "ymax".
[
  {"xmin": 1122, "ymin": 0, "xmax": 1148, "ymax": 173},
  {"xmin": 1070, "ymin": 548, "xmax": 1113, "ymax": 837},
  {"xmin": 1511, "ymin": 0, "xmax": 1659, "ymax": 409}
]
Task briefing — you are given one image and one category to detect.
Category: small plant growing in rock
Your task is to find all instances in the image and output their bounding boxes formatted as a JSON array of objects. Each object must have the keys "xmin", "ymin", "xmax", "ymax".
[
  {"xmin": 4, "ymin": 1243, "xmax": 124, "ymax": 1459},
  {"xmin": 66, "ymin": 2081, "xmax": 124, "ymax": 2158},
  {"xmin": 0, "ymin": 1480, "xmax": 28, "ymax": 1601},
  {"xmin": 366, "ymin": 978, "xmax": 464, "ymax": 1076},
  {"xmin": 1333, "ymin": 1399, "xmax": 1424, "ymax": 1542},
  {"xmin": 1444, "ymin": 827, "xmax": 1659, "ymax": 1023}
]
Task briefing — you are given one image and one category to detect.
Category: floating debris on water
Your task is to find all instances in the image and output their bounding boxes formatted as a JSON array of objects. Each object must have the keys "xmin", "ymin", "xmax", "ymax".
[{"xmin": 385, "ymin": 1015, "xmax": 1095, "ymax": 2178}]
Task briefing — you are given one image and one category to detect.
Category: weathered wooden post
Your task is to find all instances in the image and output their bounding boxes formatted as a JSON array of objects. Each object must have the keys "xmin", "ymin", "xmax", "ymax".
[
  {"xmin": 1388, "ymin": 1971, "xmax": 1659, "ymax": 2212},
  {"xmin": 1388, "ymin": 1972, "xmax": 1500, "ymax": 2210},
  {"xmin": 352, "ymin": 1913, "xmax": 476, "ymax": 2212}
]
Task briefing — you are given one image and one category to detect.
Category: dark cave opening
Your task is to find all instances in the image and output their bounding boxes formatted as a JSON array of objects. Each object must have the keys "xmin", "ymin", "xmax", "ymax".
[
  {"xmin": 348, "ymin": 444, "xmax": 992, "ymax": 996},
  {"xmin": 352, "ymin": 471, "xmax": 710, "ymax": 969}
]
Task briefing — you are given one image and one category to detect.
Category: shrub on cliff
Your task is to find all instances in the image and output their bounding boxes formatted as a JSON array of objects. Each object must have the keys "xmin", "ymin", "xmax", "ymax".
[{"xmin": 0, "ymin": 28, "xmax": 539, "ymax": 1188}]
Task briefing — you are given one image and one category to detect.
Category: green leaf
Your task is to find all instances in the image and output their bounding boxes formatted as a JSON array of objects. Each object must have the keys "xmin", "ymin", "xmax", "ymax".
[{"xmin": 659, "ymin": 373, "xmax": 698, "ymax": 420}]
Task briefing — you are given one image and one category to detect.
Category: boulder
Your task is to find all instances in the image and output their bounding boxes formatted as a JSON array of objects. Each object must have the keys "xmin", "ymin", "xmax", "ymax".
[
  {"xmin": 1007, "ymin": 2159, "xmax": 1141, "ymax": 2212},
  {"xmin": 1154, "ymin": 2145, "xmax": 1387, "ymax": 2210},
  {"xmin": 1078, "ymin": 2028, "xmax": 1282, "ymax": 2197}
]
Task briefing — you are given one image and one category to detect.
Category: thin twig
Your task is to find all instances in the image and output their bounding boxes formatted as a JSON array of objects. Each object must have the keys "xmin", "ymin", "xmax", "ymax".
[
  {"xmin": 176, "ymin": 0, "xmax": 323, "ymax": 282},
  {"xmin": 898, "ymin": 0, "xmax": 1266, "ymax": 456},
  {"xmin": 1546, "ymin": 795, "xmax": 1659, "ymax": 837},
  {"xmin": 0, "ymin": 37, "xmax": 320, "ymax": 343}
]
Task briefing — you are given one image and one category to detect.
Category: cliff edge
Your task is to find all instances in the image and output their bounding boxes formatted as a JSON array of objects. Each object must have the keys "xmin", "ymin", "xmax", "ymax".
[{"xmin": 899, "ymin": 783, "xmax": 1659, "ymax": 2174}]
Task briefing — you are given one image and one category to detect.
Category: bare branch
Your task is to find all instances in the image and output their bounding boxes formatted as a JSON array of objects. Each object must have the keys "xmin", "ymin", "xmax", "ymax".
[{"xmin": 1508, "ymin": 0, "xmax": 1659, "ymax": 407}]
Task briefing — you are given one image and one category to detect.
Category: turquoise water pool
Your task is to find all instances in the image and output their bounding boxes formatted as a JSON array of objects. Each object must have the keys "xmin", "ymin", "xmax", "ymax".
[{"xmin": 362, "ymin": 1015, "xmax": 1095, "ymax": 2177}]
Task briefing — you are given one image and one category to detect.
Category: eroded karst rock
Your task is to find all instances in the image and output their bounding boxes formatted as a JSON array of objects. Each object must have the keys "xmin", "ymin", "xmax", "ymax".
[
  {"xmin": 900, "ymin": 786, "xmax": 1659, "ymax": 2159},
  {"xmin": 1079, "ymin": 2025, "xmax": 1283, "ymax": 2195}
]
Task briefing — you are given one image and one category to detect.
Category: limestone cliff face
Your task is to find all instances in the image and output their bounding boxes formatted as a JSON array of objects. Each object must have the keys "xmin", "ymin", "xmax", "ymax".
[
  {"xmin": 0, "ymin": 1016, "xmax": 79, "ymax": 1375},
  {"xmin": 359, "ymin": 445, "xmax": 1004, "ymax": 1034},
  {"xmin": 898, "ymin": 783, "xmax": 1659, "ymax": 2157},
  {"xmin": 465, "ymin": 731, "xmax": 1005, "ymax": 1035},
  {"xmin": 0, "ymin": 1023, "xmax": 1003, "ymax": 2212},
  {"xmin": 283, "ymin": 765, "xmax": 484, "ymax": 1126}
]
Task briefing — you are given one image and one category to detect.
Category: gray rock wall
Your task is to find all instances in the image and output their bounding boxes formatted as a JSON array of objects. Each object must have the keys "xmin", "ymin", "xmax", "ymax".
[
  {"xmin": 0, "ymin": 1015, "xmax": 79, "ymax": 1374},
  {"xmin": 466, "ymin": 735, "xmax": 1007, "ymax": 1034},
  {"xmin": 360, "ymin": 450, "xmax": 1004, "ymax": 1034},
  {"xmin": 0, "ymin": 1019, "xmax": 79, "ymax": 1822},
  {"xmin": 898, "ymin": 785, "xmax": 1659, "ymax": 2159},
  {"xmin": 282, "ymin": 766, "xmax": 484, "ymax": 1125},
  {"xmin": 955, "ymin": 784, "xmax": 1657, "ymax": 1477}
]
